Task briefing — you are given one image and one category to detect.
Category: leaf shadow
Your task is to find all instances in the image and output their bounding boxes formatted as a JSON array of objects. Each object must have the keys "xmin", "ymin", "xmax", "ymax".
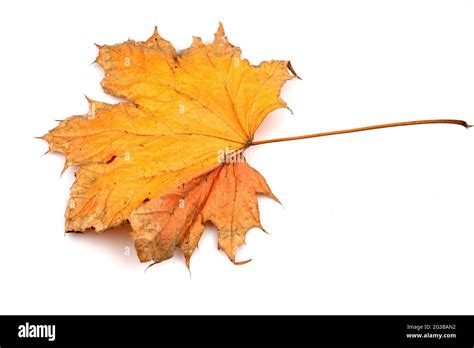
[{"xmin": 67, "ymin": 224, "xmax": 141, "ymax": 269}]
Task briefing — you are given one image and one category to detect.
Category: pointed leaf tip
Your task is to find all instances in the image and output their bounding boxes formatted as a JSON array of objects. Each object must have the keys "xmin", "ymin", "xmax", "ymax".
[
  {"xmin": 233, "ymin": 258, "xmax": 252, "ymax": 266},
  {"xmin": 214, "ymin": 22, "xmax": 226, "ymax": 42},
  {"xmin": 287, "ymin": 61, "xmax": 301, "ymax": 79}
]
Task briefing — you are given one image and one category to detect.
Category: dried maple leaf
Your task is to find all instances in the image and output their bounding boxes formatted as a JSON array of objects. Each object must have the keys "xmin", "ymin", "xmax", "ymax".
[
  {"xmin": 42, "ymin": 23, "xmax": 469, "ymax": 268},
  {"xmin": 42, "ymin": 23, "xmax": 296, "ymax": 265}
]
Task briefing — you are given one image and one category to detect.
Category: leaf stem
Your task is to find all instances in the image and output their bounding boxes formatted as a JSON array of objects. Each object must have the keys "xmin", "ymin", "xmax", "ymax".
[{"xmin": 249, "ymin": 119, "xmax": 471, "ymax": 147}]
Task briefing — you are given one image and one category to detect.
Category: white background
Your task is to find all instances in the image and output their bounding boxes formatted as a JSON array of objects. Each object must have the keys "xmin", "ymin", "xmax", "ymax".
[{"xmin": 0, "ymin": 0, "xmax": 473, "ymax": 314}]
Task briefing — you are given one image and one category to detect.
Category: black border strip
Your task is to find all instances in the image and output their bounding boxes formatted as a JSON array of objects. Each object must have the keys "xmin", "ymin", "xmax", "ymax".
[{"xmin": 0, "ymin": 315, "xmax": 473, "ymax": 346}]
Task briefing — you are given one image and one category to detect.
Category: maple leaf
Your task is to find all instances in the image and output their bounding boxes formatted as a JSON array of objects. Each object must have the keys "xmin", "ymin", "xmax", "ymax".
[
  {"xmin": 42, "ymin": 23, "xmax": 296, "ymax": 265},
  {"xmin": 42, "ymin": 23, "xmax": 469, "ymax": 268}
]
